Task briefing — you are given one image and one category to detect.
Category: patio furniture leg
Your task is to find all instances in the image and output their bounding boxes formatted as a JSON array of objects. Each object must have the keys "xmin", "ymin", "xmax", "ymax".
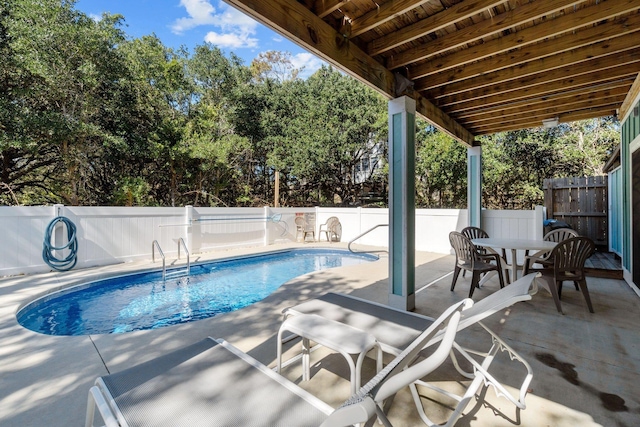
[
  {"xmin": 302, "ymin": 337, "xmax": 311, "ymax": 382},
  {"xmin": 551, "ymin": 280, "xmax": 564, "ymax": 314},
  {"xmin": 535, "ymin": 275, "xmax": 563, "ymax": 314},
  {"xmin": 496, "ymin": 263, "xmax": 505, "ymax": 289},
  {"xmin": 469, "ymin": 270, "xmax": 482, "ymax": 298},
  {"xmin": 577, "ymin": 279, "xmax": 595, "ymax": 313},
  {"xmin": 451, "ymin": 266, "xmax": 462, "ymax": 292},
  {"xmin": 558, "ymin": 281, "xmax": 563, "ymax": 299}
]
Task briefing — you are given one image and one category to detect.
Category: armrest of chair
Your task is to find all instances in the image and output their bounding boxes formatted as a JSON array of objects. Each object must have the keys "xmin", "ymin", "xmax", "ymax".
[
  {"xmin": 523, "ymin": 250, "xmax": 552, "ymax": 274},
  {"xmin": 477, "ymin": 252, "xmax": 502, "ymax": 269}
]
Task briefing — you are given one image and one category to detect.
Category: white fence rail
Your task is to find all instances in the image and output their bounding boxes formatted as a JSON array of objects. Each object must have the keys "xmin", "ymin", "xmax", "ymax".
[{"xmin": 0, "ymin": 205, "xmax": 544, "ymax": 277}]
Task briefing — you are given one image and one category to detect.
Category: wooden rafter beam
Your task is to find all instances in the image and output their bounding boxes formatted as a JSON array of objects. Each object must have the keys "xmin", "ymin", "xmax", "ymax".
[
  {"xmin": 386, "ymin": 0, "xmax": 584, "ymax": 70},
  {"xmin": 442, "ymin": 70, "xmax": 638, "ymax": 115},
  {"xmin": 461, "ymin": 94, "xmax": 627, "ymax": 128},
  {"xmin": 349, "ymin": 0, "xmax": 430, "ymax": 38},
  {"xmin": 222, "ymin": 0, "xmax": 475, "ymax": 145},
  {"xmin": 619, "ymin": 73, "xmax": 640, "ymax": 119},
  {"xmin": 423, "ymin": 44, "xmax": 640, "ymax": 102},
  {"xmin": 314, "ymin": 0, "xmax": 349, "ymax": 19},
  {"xmin": 364, "ymin": 0, "xmax": 504, "ymax": 53},
  {"xmin": 410, "ymin": 1, "xmax": 640, "ymax": 84},
  {"xmin": 471, "ymin": 106, "xmax": 619, "ymax": 134},
  {"xmin": 455, "ymin": 85, "xmax": 631, "ymax": 121}
]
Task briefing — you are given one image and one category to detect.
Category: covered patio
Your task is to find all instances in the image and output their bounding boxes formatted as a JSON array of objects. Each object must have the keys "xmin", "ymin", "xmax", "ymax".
[{"xmin": 223, "ymin": 0, "xmax": 640, "ymax": 307}]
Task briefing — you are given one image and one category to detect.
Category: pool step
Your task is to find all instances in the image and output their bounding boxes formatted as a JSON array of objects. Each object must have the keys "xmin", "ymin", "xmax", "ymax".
[
  {"xmin": 165, "ymin": 267, "xmax": 190, "ymax": 280},
  {"xmin": 153, "ymin": 238, "xmax": 191, "ymax": 281}
]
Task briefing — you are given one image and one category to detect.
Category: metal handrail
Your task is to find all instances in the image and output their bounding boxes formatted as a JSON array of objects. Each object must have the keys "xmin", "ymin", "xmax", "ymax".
[
  {"xmin": 177, "ymin": 237, "xmax": 190, "ymax": 276},
  {"xmin": 152, "ymin": 240, "xmax": 166, "ymax": 280},
  {"xmin": 348, "ymin": 224, "xmax": 389, "ymax": 254}
]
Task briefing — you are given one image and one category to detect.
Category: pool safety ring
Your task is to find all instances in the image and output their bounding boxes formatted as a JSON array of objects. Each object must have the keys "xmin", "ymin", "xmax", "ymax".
[{"xmin": 42, "ymin": 216, "xmax": 78, "ymax": 271}]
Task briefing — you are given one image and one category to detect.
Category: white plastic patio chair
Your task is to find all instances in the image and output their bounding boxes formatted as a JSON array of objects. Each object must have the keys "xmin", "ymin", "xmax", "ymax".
[
  {"xmin": 318, "ymin": 216, "xmax": 340, "ymax": 242},
  {"xmin": 295, "ymin": 216, "xmax": 316, "ymax": 242}
]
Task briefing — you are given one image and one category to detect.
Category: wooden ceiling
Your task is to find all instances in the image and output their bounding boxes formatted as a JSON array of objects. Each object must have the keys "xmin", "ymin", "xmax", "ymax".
[{"xmin": 224, "ymin": 0, "xmax": 640, "ymax": 146}]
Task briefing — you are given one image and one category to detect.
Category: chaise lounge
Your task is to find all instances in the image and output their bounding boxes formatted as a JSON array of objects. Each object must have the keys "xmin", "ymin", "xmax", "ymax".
[
  {"xmin": 85, "ymin": 299, "xmax": 471, "ymax": 427},
  {"xmin": 280, "ymin": 273, "xmax": 538, "ymax": 425}
]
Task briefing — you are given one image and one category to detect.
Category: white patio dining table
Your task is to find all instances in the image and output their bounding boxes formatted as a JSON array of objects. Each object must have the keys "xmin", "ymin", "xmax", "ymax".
[{"xmin": 471, "ymin": 237, "xmax": 557, "ymax": 283}]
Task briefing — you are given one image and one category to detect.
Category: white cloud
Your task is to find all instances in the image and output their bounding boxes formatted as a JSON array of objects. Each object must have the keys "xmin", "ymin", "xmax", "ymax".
[
  {"xmin": 204, "ymin": 31, "xmax": 258, "ymax": 49},
  {"xmin": 171, "ymin": 0, "xmax": 218, "ymax": 34},
  {"xmin": 89, "ymin": 13, "xmax": 102, "ymax": 22},
  {"xmin": 172, "ymin": 1, "xmax": 259, "ymax": 49},
  {"xmin": 291, "ymin": 53, "xmax": 326, "ymax": 79}
]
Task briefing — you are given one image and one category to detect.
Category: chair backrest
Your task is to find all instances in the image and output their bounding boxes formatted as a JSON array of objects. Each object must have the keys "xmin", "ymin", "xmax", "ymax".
[
  {"xmin": 552, "ymin": 236, "xmax": 595, "ymax": 279},
  {"xmin": 449, "ymin": 231, "xmax": 479, "ymax": 265},
  {"xmin": 295, "ymin": 216, "xmax": 314, "ymax": 232},
  {"xmin": 323, "ymin": 299, "xmax": 473, "ymax": 426},
  {"xmin": 458, "ymin": 273, "xmax": 536, "ymax": 331},
  {"xmin": 544, "ymin": 227, "xmax": 578, "ymax": 242},
  {"xmin": 331, "ymin": 221, "xmax": 342, "ymax": 240},
  {"xmin": 461, "ymin": 226, "xmax": 489, "ymax": 240},
  {"xmin": 325, "ymin": 216, "xmax": 339, "ymax": 227}
]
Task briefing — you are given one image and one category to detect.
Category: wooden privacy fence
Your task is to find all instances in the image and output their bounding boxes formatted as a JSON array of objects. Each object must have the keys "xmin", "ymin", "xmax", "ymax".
[{"xmin": 543, "ymin": 176, "xmax": 607, "ymax": 248}]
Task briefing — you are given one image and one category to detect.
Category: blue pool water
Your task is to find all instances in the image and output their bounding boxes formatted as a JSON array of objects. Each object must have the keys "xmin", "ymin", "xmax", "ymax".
[{"xmin": 17, "ymin": 249, "xmax": 377, "ymax": 336}]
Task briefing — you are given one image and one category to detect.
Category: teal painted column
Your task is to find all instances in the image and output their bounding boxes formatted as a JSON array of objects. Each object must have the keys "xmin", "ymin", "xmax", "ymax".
[
  {"xmin": 621, "ymin": 126, "xmax": 631, "ymax": 272},
  {"xmin": 388, "ymin": 96, "xmax": 415, "ymax": 311},
  {"xmin": 467, "ymin": 146, "xmax": 482, "ymax": 227}
]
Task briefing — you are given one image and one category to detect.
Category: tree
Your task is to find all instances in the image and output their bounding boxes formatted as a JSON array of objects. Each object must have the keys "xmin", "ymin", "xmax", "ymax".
[
  {"xmin": 415, "ymin": 123, "xmax": 467, "ymax": 208},
  {"xmin": 1, "ymin": 0, "xmax": 131, "ymax": 205},
  {"xmin": 551, "ymin": 117, "xmax": 619, "ymax": 177},
  {"xmin": 266, "ymin": 66, "xmax": 387, "ymax": 206},
  {"xmin": 479, "ymin": 118, "xmax": 618, "ymax": 209},
  {"xmin": 250, "ymin": 51, "xmax": 302, "ymax": 83},
  {"xmin": 0, "ymin": 0, "xmax": 621, "ymax": 209}
]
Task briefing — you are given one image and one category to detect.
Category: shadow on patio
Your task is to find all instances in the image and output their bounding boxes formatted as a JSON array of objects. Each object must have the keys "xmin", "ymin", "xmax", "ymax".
[{"xmin": 275, "ymin": 252, "xmax": 640, "ymax": 426}]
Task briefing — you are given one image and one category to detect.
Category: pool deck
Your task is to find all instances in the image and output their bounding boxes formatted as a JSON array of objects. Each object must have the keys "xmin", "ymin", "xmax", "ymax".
[{"xmin": 1, "ymin": 243, "xmax": 639, "ymax": 426}]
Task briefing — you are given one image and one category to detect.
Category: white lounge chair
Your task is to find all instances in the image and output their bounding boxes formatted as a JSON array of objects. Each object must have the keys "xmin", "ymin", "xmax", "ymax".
[
  {"xmin": 85, "ymin": 299, "xmax": 472, "ymax": 427},
  {"xmin": 281, "ymin": 273, "xmax": 537, "ymax": 426}
]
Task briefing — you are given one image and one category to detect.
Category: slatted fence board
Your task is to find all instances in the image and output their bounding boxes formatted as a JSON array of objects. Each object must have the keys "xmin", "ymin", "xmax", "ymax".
[{"xmin": 543, "ymin": 176, "xmax": 608, "ymax": 248}]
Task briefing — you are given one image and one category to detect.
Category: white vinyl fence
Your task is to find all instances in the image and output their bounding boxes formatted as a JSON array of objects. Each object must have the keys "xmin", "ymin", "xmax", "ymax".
[{"xmin": 0, "ymin": 205, "xmax": 544, "ymax": 277}]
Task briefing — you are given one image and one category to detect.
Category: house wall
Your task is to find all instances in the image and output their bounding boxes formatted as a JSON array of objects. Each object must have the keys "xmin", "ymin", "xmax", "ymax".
[
  {"xmin": 620, "ymin": 94, "xmax": 640, "ymax": 291},
  {"xmin": 0, "ymin": 206, "xmax": 543, "ymax": 277}
]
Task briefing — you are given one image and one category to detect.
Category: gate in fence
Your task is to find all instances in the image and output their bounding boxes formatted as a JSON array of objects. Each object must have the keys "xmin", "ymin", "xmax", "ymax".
[{"xmin": 543, "ymin": 176, "xmax": 608, "ymax": 249}]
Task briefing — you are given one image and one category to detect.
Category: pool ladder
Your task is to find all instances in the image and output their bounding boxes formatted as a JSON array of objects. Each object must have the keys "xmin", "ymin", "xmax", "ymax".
[{"xmin": 152, "ymin": 238, "xmax": 191, "ymax": 280}]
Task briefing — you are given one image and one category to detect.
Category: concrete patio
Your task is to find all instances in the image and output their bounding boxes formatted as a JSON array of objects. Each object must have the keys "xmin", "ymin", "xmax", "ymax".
[{"xmin": 0, "ymin": 243, "xmax": 638, "ymax": 426}]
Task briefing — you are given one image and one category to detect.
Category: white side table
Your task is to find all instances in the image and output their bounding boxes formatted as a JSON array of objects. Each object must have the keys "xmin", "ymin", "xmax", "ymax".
[{"xmin": 276, "ymin": 314, "xmax": 382, "ymax": 394}]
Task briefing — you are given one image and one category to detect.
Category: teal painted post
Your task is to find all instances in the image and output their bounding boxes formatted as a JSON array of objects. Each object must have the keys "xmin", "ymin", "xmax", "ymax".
[
  {"xmin": 467, "ymin": 146, "xmax": 481, "ymax": 227},
  {"xmin": 622, "ymin": 114, "xmax": 632, "ymax": 272},
  {"xmin": 388, "ymin": 97, "xmax": 416, "ymax": 311}
]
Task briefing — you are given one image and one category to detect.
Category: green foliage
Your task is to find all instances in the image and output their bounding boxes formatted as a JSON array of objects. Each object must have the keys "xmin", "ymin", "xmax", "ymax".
[
  {"xmin": 113, "ymin": 177, "xmax": 153, "ymax": 206},
  {"xmin": 263, "ymin": 66, "xmax": 388, "ymax": 205},
  {"xmin": 415, "ymin": 122, "xmax": 467, "ymax": 208},
  {"xmin": 479, "ymin": 118, "xmax": 618, "ymax": 209},
  {"xmin": 0, "ymin": 1, "xmax": 621, "ymax": 209}
]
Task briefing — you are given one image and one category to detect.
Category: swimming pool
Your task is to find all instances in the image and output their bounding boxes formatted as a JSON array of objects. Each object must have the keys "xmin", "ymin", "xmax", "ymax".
[{"xmin": 17, "ymin": 249, "xmax": 377, "ymax": 336}]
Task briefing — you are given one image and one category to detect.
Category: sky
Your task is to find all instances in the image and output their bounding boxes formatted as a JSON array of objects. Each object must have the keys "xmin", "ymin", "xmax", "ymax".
[{"xmin": 75, "ymin": 0, "xmax": 327, "ymax": 78}]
